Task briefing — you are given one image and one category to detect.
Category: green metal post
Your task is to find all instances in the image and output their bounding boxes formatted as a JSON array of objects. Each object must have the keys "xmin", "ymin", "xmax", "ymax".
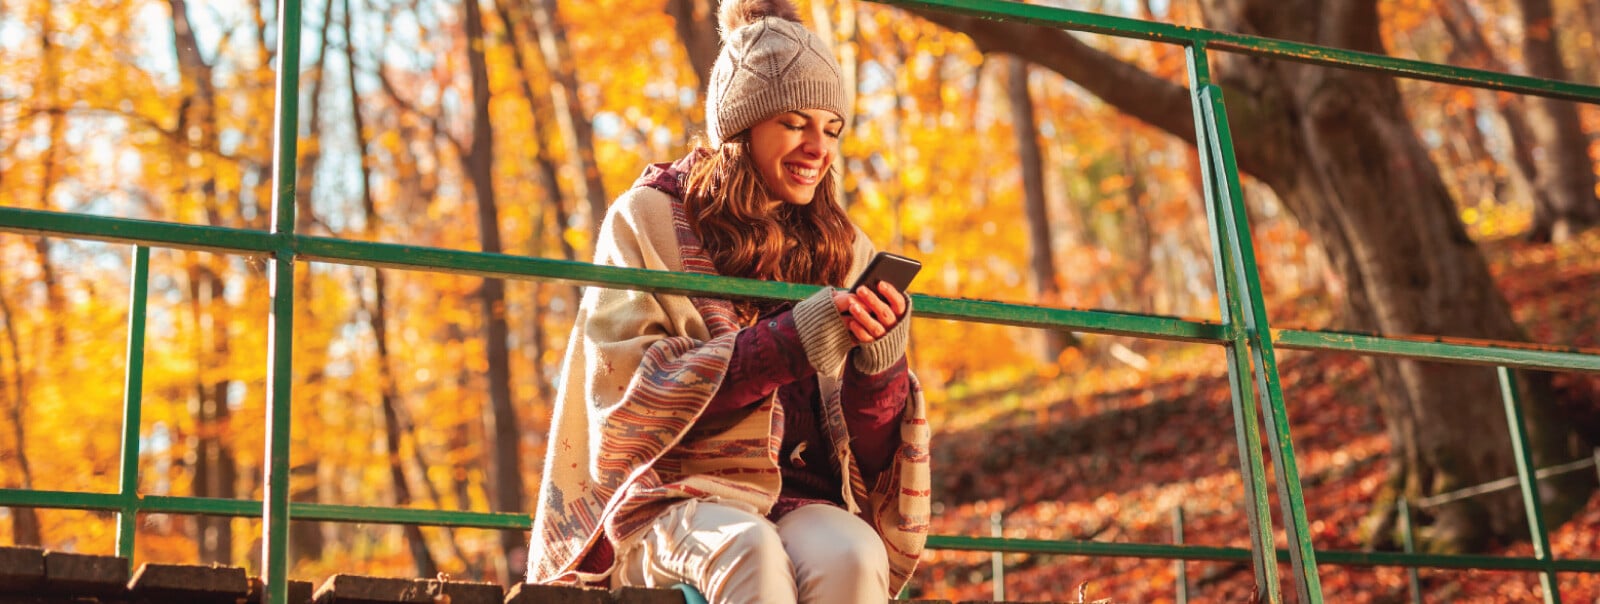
[
  {"xmin": 115, "ymin": 246, "xmax": 151, "ymax": 564},
  {"xmin": 991, "ymin": 511, "xmax": 1005, "ymax": 601},
  {"xmin": 262, "ymin": 252, "xmax": 296, "ymax": 604},
  {"xmin": 1185, "ymin": 41, "xmax": 1282, "ymax": 603},
  {"xmin": 1196, "ymin": 81, "xmax": 1324, "ymax": 602},
  {"xmin": 1173, "ymin": 506, "xmax": 1188, "ymax": 604},
  {"xmin": 264, "ymin": 0, "xmax": 303, "ymax": 597},
  {"xmin": 1398, "ymin": 498, "xmax": 1421, "ymax": 604},
  {"xmin": 1497, "ymin": 367, "xmax": 1560, "ymax": 604}
]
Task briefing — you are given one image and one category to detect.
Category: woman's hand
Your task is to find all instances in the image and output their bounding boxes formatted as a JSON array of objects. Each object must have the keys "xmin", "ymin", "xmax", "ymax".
[{"xmin": 832, "ymin": 282, "xmax": 907, "ymax": 344}]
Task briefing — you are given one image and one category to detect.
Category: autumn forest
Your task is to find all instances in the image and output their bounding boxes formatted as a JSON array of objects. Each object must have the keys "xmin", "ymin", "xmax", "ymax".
[{"xmin": 2, "ymin": 0, "xmax": 1599, "ymax": 600}]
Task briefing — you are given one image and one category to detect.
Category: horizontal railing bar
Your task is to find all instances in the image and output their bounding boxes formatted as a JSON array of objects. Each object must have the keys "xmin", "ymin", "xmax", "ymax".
[
  {"xmin": 928, "ymin": 535, "xmax": 1250, "ymax": 561},
  {"xmin": 1274, "ymin": 329, "xmax": 1600, "ymax": 373},
  {"xmin": 289, "ymin": 502, "xmax": 531, "ymax": 529},
  {"xmin": 0, "ymin": 207, "xmax": 279, "ymax": 254},
  {"xmin": 926, "ymin": 535, "xmax": 1600, "ymax": 572},
  {"xmin": 1416, "ymin": 456, "xmax": 1599, "ymax": 509},
  {"xmin": 0, "ymin": 209, "xmax": 1227, "ymax": 343},
  {"xmin": 877, "ymin": 0, "xmax": 1600, "ymax": 104},
  {"xmin": 914, "ymin": 297, "xmax": 1224, "ymax": 343},
  {"xmin": 1316, "ymin": 549, "xmax": 1600, "ymax": 572},
  {"xmin": 0, "ymin": 490, "xmax": 530, "ymax": 529},
  {"xmin": 299, "ymin": 235, "xmax": 1230, "ymax": 342},
  {"xmin": 13, "ymin": 207, "xmax": 1600, "ymax": 359},
  {"xmin": 298, "ymin": 235, "xmax": 1228, "ymax": 342},
  {"xmin": 294, "ymin": 234, "xmax": 822, "ymax": 301},
  {"xmin": 0, "ymin": 489, "xmax": 124, "ymax": 511},
  {"xmin": 7, "ymin": 489, "xmax": 1596, "ymax": 574}
]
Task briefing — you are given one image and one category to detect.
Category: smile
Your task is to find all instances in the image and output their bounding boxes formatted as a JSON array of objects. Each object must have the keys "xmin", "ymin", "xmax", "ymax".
[{"xmin": 786, "ymin": 163, "xmax": 819, "ymax": 181}]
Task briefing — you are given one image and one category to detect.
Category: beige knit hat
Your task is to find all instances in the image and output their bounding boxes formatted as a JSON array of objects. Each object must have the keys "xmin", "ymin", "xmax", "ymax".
[{"xmin": 705, "ymin": 0, "xmax": 850, "ymax": 146}]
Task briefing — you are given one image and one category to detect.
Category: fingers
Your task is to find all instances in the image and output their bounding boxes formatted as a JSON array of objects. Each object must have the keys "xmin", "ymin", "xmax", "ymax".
[
  {"xmin": 856, "ymin": 285, "xmax": 899, "ymax": 329},
  {"xmin": 831, "ymin": 290, "xmax": 857, "ymax": 315},
  {"xmin": 835, "ymin": 286, "xmax": 906, "ymax": 344},
  {"xmin": 835, "ymin": 289, "xmax": 884, "ymax": 343},
  {"xmin": 844, "ymin": 288, "xmax": 886, "ymax": 337},
  {"xmin": 876, "ymin": 281, "xmax": 907, "ymax": 317},
  {"xmin": 848, "ymin": 295, "xmax": 886, "ymax": 340},
  {"xmin": 843, "ymin": 317, "xmax": 875, "ymax": 343}
]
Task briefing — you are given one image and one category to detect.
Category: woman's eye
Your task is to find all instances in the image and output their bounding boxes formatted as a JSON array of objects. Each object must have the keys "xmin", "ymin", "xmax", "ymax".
[
  {"xmin": 783, "ymin": 123, "xmax": 805, "ymax": 131},
  {"xmin": 826, "ymin": 130, "xmax": 842, "ymax": 139}
]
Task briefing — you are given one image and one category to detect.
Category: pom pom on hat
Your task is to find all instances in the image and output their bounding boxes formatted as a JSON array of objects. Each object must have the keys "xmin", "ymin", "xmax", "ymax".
[{"xmin": 718, "ymin": 0, "xmax": 802, "ymax": 34}]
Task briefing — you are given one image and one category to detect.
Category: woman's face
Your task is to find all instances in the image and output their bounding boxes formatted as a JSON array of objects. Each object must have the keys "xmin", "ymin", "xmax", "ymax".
[{"xmin": 747, "ymin": 109, "xmax": 843, "ymax": 206}]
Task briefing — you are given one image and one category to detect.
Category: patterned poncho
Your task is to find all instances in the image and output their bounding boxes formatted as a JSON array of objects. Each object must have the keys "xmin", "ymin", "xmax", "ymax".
[{"xmin": 525, "ymin": 179, "xmax": 931, "ymax": 595}]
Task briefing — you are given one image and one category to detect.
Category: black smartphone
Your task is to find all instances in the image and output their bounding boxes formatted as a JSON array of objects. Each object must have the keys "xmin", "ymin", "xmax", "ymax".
[{"xmin": 847, "ymin": 251, "xmax": 922, "ymax": 306}]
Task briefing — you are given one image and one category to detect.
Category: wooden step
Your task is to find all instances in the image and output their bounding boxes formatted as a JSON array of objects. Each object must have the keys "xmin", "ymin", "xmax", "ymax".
[{"xmin": 0, "ymin": 545, "xmax": 1074, "ymax": 603}]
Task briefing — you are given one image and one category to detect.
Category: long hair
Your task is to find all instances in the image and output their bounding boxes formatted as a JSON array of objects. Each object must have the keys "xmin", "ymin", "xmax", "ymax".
[{"xmin": 683, "ymin": 132, "xmax": 855, "ymax": 322}]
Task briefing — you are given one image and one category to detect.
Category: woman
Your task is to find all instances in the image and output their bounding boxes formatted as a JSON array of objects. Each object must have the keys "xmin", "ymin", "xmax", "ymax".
[{"xmin": 526, "ymin": 1, "xmax": 930, "ymax": 602}]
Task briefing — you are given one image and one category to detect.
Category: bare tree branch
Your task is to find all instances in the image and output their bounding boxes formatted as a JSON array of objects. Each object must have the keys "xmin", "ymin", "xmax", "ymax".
[
  {"xmin": 902, "ymin": 6, "xmax": 1292, "ymax": 177},
  {"xmin": 907, "ymin": 9, "xmax": 1193, "ymax": 140},
  {"xmin": 375, "ymin": 66, "xmax": 465, "ymax": 155}
]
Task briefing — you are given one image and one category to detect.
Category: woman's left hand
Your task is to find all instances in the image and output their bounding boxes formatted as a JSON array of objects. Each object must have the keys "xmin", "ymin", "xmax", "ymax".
[{"xmin": 833, "ymin": 282, "xmax": 907, "ymax": 344}]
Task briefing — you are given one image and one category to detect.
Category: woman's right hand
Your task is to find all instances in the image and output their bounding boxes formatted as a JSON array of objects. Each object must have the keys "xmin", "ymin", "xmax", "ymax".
[{"xmin": 832, "ymin": 282, "xmax": 907, "ymax": 344}]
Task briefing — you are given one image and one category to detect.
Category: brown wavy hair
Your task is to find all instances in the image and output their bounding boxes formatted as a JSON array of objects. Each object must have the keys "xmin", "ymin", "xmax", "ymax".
[{"xmin": 683, "ymin": 132, "xmax": 855, "ymax": 322}]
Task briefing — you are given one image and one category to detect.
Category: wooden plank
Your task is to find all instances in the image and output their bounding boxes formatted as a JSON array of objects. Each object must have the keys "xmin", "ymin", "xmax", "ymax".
[
  {"xmin": 42, "ymin": 551, "xmax": 127, "ymax": 597},
  {"xmin": 611, "ymin": 586, "xmax": 685, "ymax": 604},
  {"xmin": 247, "ymin": 576, "xmax": 315, "ymax": 603},
  {"xmin": 425, "ymin": 579, "xmax": 502, "ymax": 604},
  {"xmin": 503, "ymin": 583, "xmax": 609, "ymax": 604},
  {"xmin": 127, "ymin": 563, "xmax": 248, "ymax": 602},
  {"xmin": 0, "ymin": 546, "xmax": 44, "ymax": 592},
  {"xmin": 311, "ymin": 574, "xmax": 430, "ymax": 603}
]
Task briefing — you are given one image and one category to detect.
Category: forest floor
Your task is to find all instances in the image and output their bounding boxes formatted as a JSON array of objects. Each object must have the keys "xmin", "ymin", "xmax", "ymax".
[{"xmin": 912, "ymin": 229, "xmax": 1600, "ymax": 603}]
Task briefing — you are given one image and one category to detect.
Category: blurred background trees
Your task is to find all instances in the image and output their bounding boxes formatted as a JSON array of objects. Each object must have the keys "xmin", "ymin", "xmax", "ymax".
[{"xmin": 0, "ymin": 0, "xmax": 1597, "ymax": 597}]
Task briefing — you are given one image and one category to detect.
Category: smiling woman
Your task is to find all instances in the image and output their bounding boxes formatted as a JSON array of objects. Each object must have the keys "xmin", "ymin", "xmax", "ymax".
[{"xmin": 522, "ymin": 1, "xmax": 932, "ymax": 603}]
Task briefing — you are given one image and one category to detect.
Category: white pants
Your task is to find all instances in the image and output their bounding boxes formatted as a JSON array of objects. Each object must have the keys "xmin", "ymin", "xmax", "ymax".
[{"xmin": 612, "ymin": 499, "xmax": 889, "ymax": 604}]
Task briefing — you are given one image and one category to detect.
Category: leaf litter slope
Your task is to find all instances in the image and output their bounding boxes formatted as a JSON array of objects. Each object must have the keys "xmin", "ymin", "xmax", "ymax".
[{"xmin": 918, "ymin": 230, "xmax": 1600, "ymax": 603}]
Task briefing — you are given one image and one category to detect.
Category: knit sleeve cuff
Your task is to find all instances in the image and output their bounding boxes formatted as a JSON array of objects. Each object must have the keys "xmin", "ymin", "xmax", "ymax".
[
  {"xmin": 793, "ymin": 287, "xmax": 855, "ymax": 376},
  {"xmin": 852, "ymin": 298, "xmax": 911, "ymax": 375}
]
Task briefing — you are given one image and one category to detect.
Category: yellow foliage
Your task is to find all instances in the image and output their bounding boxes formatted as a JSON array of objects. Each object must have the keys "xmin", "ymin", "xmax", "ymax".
[{"xmin": 0, "ymin": 0, "xmax": 1556, "ymax": 581}]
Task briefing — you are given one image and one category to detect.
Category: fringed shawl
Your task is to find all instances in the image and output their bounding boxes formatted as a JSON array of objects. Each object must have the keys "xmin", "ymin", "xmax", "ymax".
[{"xmin": 525, "ymin": 184, "xmax": 930, "ymax": 595}]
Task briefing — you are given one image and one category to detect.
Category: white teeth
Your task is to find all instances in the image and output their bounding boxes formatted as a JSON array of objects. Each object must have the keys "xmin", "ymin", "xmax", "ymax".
[{"xmin": 787, "ymin": 164, "xmax": 818, "ymax": 179}]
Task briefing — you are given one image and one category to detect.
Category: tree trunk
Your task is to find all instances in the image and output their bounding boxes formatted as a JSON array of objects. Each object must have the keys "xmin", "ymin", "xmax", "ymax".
[
  {"xmin": 665, "ymin": 0, "xmax": 720, "ymax": 93},
  {"xmin": 812, "ymin": 0, "xmax": 858, "ymax": 121},
  {"xmin": 1433, "ymin": 0, "xmax": 1538, "ymax": 210},
  {"xmin": 914, "ymin": 0, "xmax": 1595, "ymax": 552},
  {"xmin": 185, "ymin": 261, "xmax": 236, "ymax": 564},
  {"xmin": 495, "ymin": 0, "xmax": 567, "ymax": 430},
  {"xmin": 1514, "ymin": 0, "xmax": 1598, "ymax": 242},
  {"xmin": 366, "ymin": 269, "xmax": 439, "ymax": 578},
  {"xmin": 343, "ymin": 4, "xmax": 471, "ymax": 570},
  {"xmin": 496, "ymin": 0, "xmax": 580, "ymax": 270},
  {"xmin": 0, "ymin": 279, "xmax": 41, "ymax": 546},
  {"xmin": 170, "ymin": 0, "xmax": 236, "ymax": 564},
  {"xmin": 462, "ymin": 0, "xmax": 527, "ymax": 580},
  {"xmin": 292, "ymin": 0, "xmax": 338, "ymax": 235},
  {"xmin": 1436, "ymin": 0, "xmax": 1597, "ymax": 243},
  {"xmin": 289, "ymin": 275, "xmax": 326, "ymax": 563},
  {"xmin": 6, "ymin": 0, "xmax": 62, "ymax": 546},
  {"xmin": 1007, "ymin": 58, "xmax": 1072, "ymax": 361},
  {"xmin": 521, "ymin": 0, "xmax": 608, "ymax": 242},
  {"xmin": 1585, "ymin": 2, "xmax": 1600, "ymax": 84}
]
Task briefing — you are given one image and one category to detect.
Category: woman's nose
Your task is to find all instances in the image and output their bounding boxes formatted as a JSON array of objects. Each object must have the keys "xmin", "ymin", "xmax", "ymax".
[{"xmin": 802, "ymin": 129, "xmax": 828, "ymax": 158}]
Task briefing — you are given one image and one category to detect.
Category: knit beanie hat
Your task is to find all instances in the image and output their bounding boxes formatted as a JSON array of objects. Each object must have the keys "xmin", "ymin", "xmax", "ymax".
[{"xmin": 705, "ymin": 0, "xmax": 850, "ymax": 146}]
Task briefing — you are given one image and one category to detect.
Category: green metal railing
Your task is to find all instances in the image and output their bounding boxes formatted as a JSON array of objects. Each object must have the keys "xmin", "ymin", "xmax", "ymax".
[{"xmin": 2, "ymin": 0, "xmax": 1600, "ymax": 602}]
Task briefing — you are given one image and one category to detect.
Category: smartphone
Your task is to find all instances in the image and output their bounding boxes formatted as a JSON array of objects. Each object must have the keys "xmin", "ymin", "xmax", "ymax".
[{"xmin": 847, "ymin": 251, "xmax": 922, "ymax": 306}]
